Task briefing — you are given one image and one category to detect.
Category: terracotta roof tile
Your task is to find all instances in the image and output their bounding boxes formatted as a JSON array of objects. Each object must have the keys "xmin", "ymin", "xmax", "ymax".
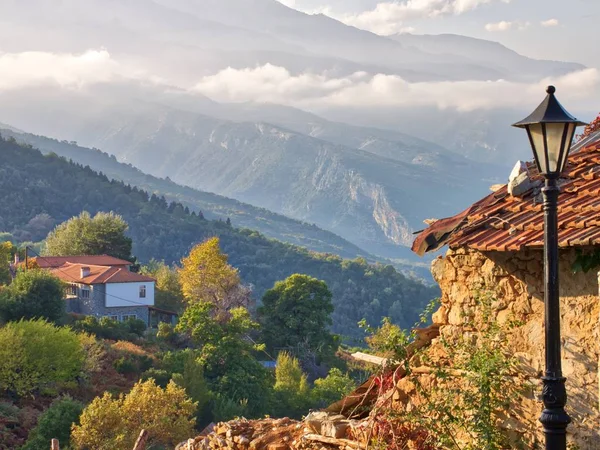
[
  {"xmin": 35, "ymin": 255, "xmax": 132, "ymax": 269},
  {"xmin": 412, "ymin": 140, "xmax": 600, "ymax": 254},
  {"xmin": 50, "ymin": 263, "xmax": 155, "ymax": 285}
]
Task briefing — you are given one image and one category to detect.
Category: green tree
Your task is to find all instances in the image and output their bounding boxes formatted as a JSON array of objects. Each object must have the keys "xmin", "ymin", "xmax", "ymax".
[
  {"xmin": 0, "ymin": 320, "xmax": 84, "ymax": 396},
  {"xmin": 141, "ymin": 260, "xmax": 184, "ymax": 313},
  {"xmin": 22, "ymin": 397, "xmax": 84, "ymax": 450},
  {"xmin": 259, "ymin": 274, "xmax": 334, "ymax": 357},
  {"xmin": 312, "ymin": 368, "xmax": 356, "ymax": 408},
  {"xmin": 0, "ymin": 270, "xmax": 65, "ymax": 323},
  {"xmin": 71, "ymin": 379, "xmax": 196, "ymax": 450},
  {"xmin": 171, "ymin": 353, "xmax": 212, "ymax": 427},
  {"xmin": 0, "ymin": 241, "xmax": 13, "ymax": 285},
  {"xmin": 44, "ymin": 211, "xmax": 133, "ymax": 261},
  {"xmin": 272, "ymin": 352, "xmax": 311, "ymax": 418},
  {"xmin": 177, "ymin": 304, "xmax": 272, "ymax": 417}
]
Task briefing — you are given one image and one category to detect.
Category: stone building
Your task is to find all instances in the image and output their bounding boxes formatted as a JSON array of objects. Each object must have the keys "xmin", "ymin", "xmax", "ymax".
[
  {"xmin": 408, "ymin": 139, "xmax": 600, "ymax": 447},
  {"xmin": 35, "ymin": 255, "xmax": 175, "ymax": 326}
]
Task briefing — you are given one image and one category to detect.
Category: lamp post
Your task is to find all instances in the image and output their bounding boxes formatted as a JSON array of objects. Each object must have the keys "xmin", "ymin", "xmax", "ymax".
[{"xmin": 513, "ymin": 86, "xmax": 587, "ymax": 450}]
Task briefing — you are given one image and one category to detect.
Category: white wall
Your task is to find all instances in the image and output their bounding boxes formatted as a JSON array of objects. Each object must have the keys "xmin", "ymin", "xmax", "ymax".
[{"xmin": 105, "ymin": 282, "xmax": 155, "ymax": 308}]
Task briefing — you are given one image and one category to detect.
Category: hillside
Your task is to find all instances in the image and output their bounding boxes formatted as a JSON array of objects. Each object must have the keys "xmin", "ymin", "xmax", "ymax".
[
  {"xmin": 0, "ymin": 136, "xmax": 439, "ymax": 339},
  {"xmin": 0, "ymin": 127, "xmax": 377, "ymax": 263}
]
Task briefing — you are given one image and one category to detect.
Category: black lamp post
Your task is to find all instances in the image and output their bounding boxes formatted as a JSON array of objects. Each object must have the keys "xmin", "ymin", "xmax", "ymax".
[{"xmin": 513, "ymin": 86, "xmax": 587, "ymax": 450}]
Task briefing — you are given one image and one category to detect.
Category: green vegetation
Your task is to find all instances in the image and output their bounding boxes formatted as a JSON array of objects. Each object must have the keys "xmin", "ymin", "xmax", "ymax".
[
  {"xmin": 364, "ymin": 295, "xmax": 521, "ymax": 450},
  {"xmin": 0, "ymin": 136, "xmax": 438, "ymax": 339},
  {"xmin": 0, "ymin": 320, "xmax": 84, "ymax": 396},
  {"xmin": 45, "ymin": 211, "xmax": 134, "ymax": 262},
  {"xmin": 0, "ymin": 269, "xmax": 65, "ymax": 323},
  {"xmin": 71, "ymin": 379, "xmax": 197, "ymax": 450},
  {"xmin": 22, "ymin": 397, "xmax": 84, "ymax": 450},
  {"xmin": 259, "ymin": 274, "xmax": 334, "ymax": 358}
]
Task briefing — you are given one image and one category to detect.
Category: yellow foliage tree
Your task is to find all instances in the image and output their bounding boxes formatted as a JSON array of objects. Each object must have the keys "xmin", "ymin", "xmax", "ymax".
[
  {"xmin": 71, "ymin": 379, "xmax": 197, "ymax": 450},
  {"xmin": 179, "ymin": 237, "xmax": 251, "ymax": 312}
]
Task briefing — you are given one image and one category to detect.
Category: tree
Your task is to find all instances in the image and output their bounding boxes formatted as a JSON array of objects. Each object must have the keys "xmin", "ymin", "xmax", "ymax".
[
  {"xmin": 258, "ymin": 274, "xmax": 334, "ymax": 358},
  {"xmin": 272, "ymin": 352, "xmax": 311, "ymax": 418},
  {"xmin": 171, "ymin": 353, "xmax": 212, "ymax": 427},
  {"xmin": 179, "ymin": 238, "xmax": 251, "ymax": 313},
  {"xmin": 22, "ymin": 397, "xmax": 84, "ymax": 450},
  {"xmin": 0, "ymin": 241, "xmax": 12, "ymax": 285},
  {"xmin": 0, "ymin": 320, "xmax": 84, "ymax": 396},
  {"xmin": 44, "ymin": 211, "xmax": 133, "ymax": 261},
  {"xmin": 312, "ymin": 368, "xmax": 356, "ymax": 408},
  {"xmin": 177, "ymin": 304, "xmax": 272, "ymax": 417},
  {"xmin": 0, "ymin": 269, "xmax": 65, "ymax": 323},
  {"xmin": 141, "ymin": 260, "xmax": 184, "ymax": 313},
  {"xmin": 71, "ymin": 379, "xmax": 197, "ymax": 450}
]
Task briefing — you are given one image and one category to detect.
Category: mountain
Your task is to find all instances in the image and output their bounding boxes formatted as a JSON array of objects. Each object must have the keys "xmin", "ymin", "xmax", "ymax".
[
  {"xmin": 0, "ymin": 87, "xmax": 493, "ymax": 259},
  {"xmin": 0, "ymin": 136, "xmax": 439, "ymax": 339},
  {"xmin": 0, "ymin": 126, "xmax": 380, "ymax": 262}
]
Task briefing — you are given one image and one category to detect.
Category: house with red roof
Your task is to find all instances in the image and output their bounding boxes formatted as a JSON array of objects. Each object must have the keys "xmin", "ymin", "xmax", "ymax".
[{"xmin": 38, "ymin": 255, "xmax": 174, "ymax": 327}]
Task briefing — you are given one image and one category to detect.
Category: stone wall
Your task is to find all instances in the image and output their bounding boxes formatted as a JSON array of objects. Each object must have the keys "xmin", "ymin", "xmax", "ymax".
[{"xmin": 396, "ymin": 247, "xmax": 599, "ymax": 449}]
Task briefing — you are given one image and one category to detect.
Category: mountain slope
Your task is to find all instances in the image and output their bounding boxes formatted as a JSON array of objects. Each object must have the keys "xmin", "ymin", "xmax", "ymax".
[
  {"xmin": 0, "ymin": 136, "xmax": 439, "ymax": 338},
  {"xmin": 4, "ymin": 94, "xmax": 486, "ymax": 257},
  {"xmin": 1, "ymin": 126, "xmax": 378, "ymax": 262}
]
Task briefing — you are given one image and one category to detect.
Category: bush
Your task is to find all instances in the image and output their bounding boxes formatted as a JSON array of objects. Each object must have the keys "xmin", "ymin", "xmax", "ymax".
[
  {"xmin": 71, "ymin": 379, "xmax": 197, "ymax": 450},
  {"xmin": 70, "ymin": 315, "xmax": 146, "ymax": 341},
  {"xmin": 22, "ymin": 397, "xmax": 84, "ymax": 450},
  {"xmin": 313, "ymin": 368, "xmax": 356, "ymax": 407},
  {"xmin": 0, "ymin": 270, "xmax": 65, "ymax": 323},
  {"xmin": 0, "ymin": 320, "xmax": 84, "ymax": 396}
]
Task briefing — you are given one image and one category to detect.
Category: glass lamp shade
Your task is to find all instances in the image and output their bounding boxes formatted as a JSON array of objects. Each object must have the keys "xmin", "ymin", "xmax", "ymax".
[
  {"xmin": 525, "ymin": 122, "xmax": 577, "ymax": 175},
  {"xmin": 513, "ymin": 86, "xmax": 587, "ymax": 177}
]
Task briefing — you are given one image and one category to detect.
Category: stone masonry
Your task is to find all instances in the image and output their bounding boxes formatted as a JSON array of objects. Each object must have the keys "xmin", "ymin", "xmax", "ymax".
[{"xmin": 393, "ymin": 247, "xmax": 599, "ymax": 449}]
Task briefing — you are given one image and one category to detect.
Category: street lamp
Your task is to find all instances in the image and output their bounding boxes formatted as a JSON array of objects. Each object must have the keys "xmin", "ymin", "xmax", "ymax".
[{"xmin": 513, "ymin": 86, "xmax": 587, "ymax": 450}]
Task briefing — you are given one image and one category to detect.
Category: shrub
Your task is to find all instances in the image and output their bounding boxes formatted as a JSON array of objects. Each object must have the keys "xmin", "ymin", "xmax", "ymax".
[
  {"xmin": 313, "ymin": 368, "xmax": 356, "ymax": 408},
  {"xmin": 0, "ymin": 270, "xmax": 65, "ymax": 323},
  {"xmin": 71, "ymin": 379, "xmax": 197, "ymax": 450},
  {"xmin": 22, "ymin": 397, "xmax": 84, "ymax": 450},
  {"xmin": 0, "ymin": 320, "xmax": 84, "ymax": 396},
  {"xmin": 70, "ymin": 315, "xmax": 145, "ymax": 341}
]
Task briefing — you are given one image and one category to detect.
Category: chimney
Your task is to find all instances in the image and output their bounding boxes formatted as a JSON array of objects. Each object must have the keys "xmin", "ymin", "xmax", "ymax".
[{"xmin": 80, "ymin": 266, "xmax": 91, "ymax": 278}]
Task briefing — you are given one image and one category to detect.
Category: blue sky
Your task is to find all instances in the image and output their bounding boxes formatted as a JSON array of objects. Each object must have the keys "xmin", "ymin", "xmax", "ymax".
[{"xmin": 280, "ymin": 0, "xmax": 600, "ymax": 67}]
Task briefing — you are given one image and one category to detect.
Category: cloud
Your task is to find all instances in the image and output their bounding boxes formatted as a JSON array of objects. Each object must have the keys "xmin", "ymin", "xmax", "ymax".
[
  {"xmin": 328, "ymin": 0, "xmax": 511, "ymax": 35},
  {"xmin": 0, "ymin": 49, "xmax": 151, "ymax": 91},
  {"xmin": 485, "ymin": 20, "xmax": 530, "ymax": 31},
  {"xmin": 541, "ymin": 18, "xmax": 559, "ymax": 27},
  {"xmin": 193, "ymin": 64, "xmax": 600, "ymax": 112}
]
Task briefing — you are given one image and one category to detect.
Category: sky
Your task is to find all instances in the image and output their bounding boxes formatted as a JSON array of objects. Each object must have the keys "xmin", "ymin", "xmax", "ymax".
[{"xmin": 278, "ymin": 0, "xmax": 600, "ymax": 67}]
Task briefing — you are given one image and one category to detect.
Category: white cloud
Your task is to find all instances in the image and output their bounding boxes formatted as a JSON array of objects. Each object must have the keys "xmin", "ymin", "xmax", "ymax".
[
  {"xmin": 541, "ymin": 18, "xmax": 559, "ymax": 27},
  {"xmin": 0, "ymin": 49, "xmax": 151, "ymax": 91},
  {"xmin": 193, "ymin": 64, "xmax": 600, "ymax": 112},
  {"xmin": 329, "ymin": 0, "xmax": 511, "ymax": 35},
  {"xmin": 485, "ymin": 20, "xmax": 530, "ymax": 31}
]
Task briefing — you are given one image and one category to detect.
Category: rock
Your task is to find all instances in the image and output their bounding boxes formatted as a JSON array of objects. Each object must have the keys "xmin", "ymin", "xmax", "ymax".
[{"xmin": 321, "ymin": 421, "xmax": 349, "ymax": 439}]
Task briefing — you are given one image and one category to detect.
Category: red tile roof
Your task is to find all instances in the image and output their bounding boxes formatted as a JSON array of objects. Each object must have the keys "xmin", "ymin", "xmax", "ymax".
[
  {"xmin": 412, "ymin": 140, "xmax": 600, "ymax": 255},
  {"xmin": 50, "ymin": 263, "xmax": 155, "ymax": 285},
  {"xmin": 35, "ymin": 255, "xmax": 132, "ymax": 269}
]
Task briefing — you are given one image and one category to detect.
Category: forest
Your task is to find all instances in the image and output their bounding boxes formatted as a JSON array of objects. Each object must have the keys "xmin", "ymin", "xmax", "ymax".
[{"xmin": 0, "ymin": 135, "xmax": 438, "ymax": 340}]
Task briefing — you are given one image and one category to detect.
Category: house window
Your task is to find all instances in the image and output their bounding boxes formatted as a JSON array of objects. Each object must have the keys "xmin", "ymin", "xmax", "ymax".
[
  {"xmin": 139, "ymin": 285, "xmax": 146, "ymax": 298},
  {"xmin": 68, "ymin": 284, "xmax": 78, "ymax": 296},
  {"xmin": 80, "ymin": 288, "xmax": 90, "ymax": 299},
  {"xmin": 122, "ymin": 314, "xmax": 137, "ymax": 322},
  {"xmin": 108, "ymin": 315, "xmax": 120, "ymax": 322}
]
